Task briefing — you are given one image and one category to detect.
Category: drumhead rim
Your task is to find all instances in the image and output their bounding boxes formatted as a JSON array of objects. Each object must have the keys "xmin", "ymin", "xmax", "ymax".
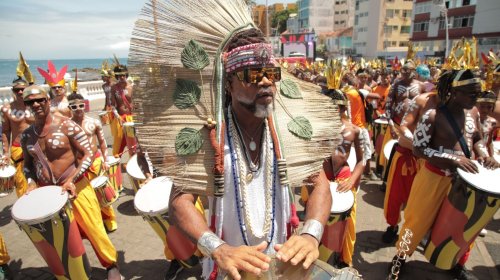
[
  {"xmin": 126, "ymin": 154, "xmax": 147, "ymax": 180},
  {"xmin": 12, "ymin": 186, "xmax": 69, "ymax": 225},
  {"xmin": 106, "ymin": 156, "xmax": 120, "ymax": 165},
  {"xmin": 329, "ymin": 182, "xmax": 355, "ymax": 213},
  {"xmin": 134, "ymin": 176, "xmax": 172, "ymax": 215},
  {"xmin": 0, "ymin": 165, "xmax": 16, "ymax": 177},
  {"xmin": 457, "ymin": 161, "xmax": 500, "ymax": 196},
  {"xmin": 91, "ymin": 176, "xmax": 109, "ymax": 188}
]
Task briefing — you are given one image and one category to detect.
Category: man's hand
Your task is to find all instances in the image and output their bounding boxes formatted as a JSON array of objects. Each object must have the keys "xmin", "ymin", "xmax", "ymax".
[
  {"xmin": 455, "ymin": 157, "xmax": 479, "ymax": 174},
  {"xmin": 0, "ymin": 155, "xmax": 9, "ymax": 168},
  {"xmin": 102, "ymin": 162, "xmax": 110, "ymax": 171},
  {"xmin": 389, "ymin": 125, "xmax": 399, "ymax": 139},
  {"xmin": 25, "ymin": 181, "xmax": 38, "ymax": 195},
  {"xmin": 336, "ymin": 179, "xmax": 353, "ymax": 193},
  {"xmin": 478, "ymin": 156, "xmax": 500, "ymax": 170},
  {"xmin": 212, "ymin": 241, "xmax": 271, "ymax": 280},
  {"xmin": 62, "ymin": 181, "xmax": 77, "ymax": 199},
  {"xmin": 275, "ymin": 234, "xmax": 319, "ymax": 269}
]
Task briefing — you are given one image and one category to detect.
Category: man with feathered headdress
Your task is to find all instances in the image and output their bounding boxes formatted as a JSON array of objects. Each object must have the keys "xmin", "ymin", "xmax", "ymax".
[
  {"xmin": 0, "ymin": 52, "xmax": 35, "ymax": 198},
  {"xmin": 37, "ymin": 61, "xmax": 72, "ymax": 117},
  {"xmin": 128, "ymin": 1, "xmax": 345, "ymax": 279}
]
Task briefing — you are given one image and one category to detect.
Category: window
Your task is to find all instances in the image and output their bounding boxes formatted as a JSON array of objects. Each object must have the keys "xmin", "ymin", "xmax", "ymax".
[
  {"xmin": 402, "ymin": 10, "xmax": 411, "ymax": 18},
  {"xmin": 401, "ymin": 26, "xmax": 411, "ymax": 33},
  {"xmin": 386, "ymin": 9, "xmax": 394, "ymax": 18},
  {"xmin": 399, "ymin": 41, "xmax": 409, "ymax": 47},
  {"xmin": 355, "ymin": 15, "xmax": 359, "ymax": 25},
  {"xmin": 335, "ymin": 11, "xmax": 340, "ymax": 14},
  {"xmin": 462, "ymin": 0, "xmax": 470, "ymax": 6},
  {"xmin": 340, "ymin": 20, "xmax": 345, "ymax": 24},
  {"xmin": 384, "ymin": 25, "xmax": 393, "ymax": 35},
  {"xmin": 452, "ymin": 15, "xmax": 474, "ymax": 28},
  {"xmin": 415, "ymin": 2, "xmax": 431, "ymax": 14},
  {"xmin": 413, "ymin": 21, "xmax": 429, "ymax": 32},
  {"xmin": 335, "ymin": 21, "xmax": 340, "ymax": 24}
]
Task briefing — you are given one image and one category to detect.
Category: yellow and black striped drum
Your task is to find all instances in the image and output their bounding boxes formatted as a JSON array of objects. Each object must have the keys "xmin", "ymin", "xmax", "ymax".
[
  {"xmin": 123, "ymin": 122, "xmax": 137, "ymax": 155},
  {"xmin": 223, "ymin": 257, "xmax": 361, "ymax": 279},
  {"xmin": 106, "ymin": 156, "xmax": 123, "ymax": 193},
  {"xmin": 0, "ymin": 165, "xmax": 16, "ymax": 194},
  {"xmin": 319, "ymin": 182, "xmax": 355, "ymax": 266},
  {"xmin": 424, "ymin": 161, "xmax": 500, "ymax": 269},
  {"xmin": 11, "ymin": 186, "xmax": 91, "ymax": 279},
  {"xmin": 126, "ymin": 154, "xmax": 147, "ymax": 193},
  {"xmin": 90, "ymin": 176, "xmax": 118, "ymax": 207},
  {"xmin": 134, "ymin": 176, "xmax": 203, "ymax": 268},
  {"xmin": 374, "ymin": 118, "xmax": 389, "ymax": 155}
]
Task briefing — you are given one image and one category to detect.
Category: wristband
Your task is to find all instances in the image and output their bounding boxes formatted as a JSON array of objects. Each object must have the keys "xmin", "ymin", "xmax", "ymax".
[
  {"xmin": 197, "ymin": 231, "xmax": 226, "ymax": 257},
  {"xmin": 300, "ymin": 219, "xmax": 324, "ymax": 243}
]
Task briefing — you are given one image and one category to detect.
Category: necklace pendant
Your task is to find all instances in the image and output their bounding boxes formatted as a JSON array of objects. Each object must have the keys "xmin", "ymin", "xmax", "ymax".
[
  {"xmin": 246, "ymin": 173, "xmax": 253, "ymax": 182},
  {"xmin": 249, "ymin": 140, "xmax": 257, "ymax": 151}
]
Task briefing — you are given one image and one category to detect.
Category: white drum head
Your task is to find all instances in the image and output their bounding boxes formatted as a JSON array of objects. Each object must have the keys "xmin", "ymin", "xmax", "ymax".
[
  {"xmin": 493, "ymin": 141, "xmax": 500, "ymax": 153},
  {"xmin": 106, "ymin": 156, "xmax": 120, "ymax": 166},
  {"xmin": 12, "ymin": 186, "xmax": 68, "ymax": 225},
  {"xmin": 0, "ymin": 165, "xmax": 16, "ymax": 178},
  {"xmin": 347, "ymin": 147, "xmax": 356, "ymax": 172},
  {"xmin": 329, "ymin": 182, "xmax": 355, "ymax": 214},
  {"xmin": 123, "ymin": 122, "xmax": 135, "ymax": 127},
  {"xmin": 98, "ymin": 111, "xmax": 107, "ymax": 116},
  {"xmin": 134, "ymin": 176, "xmax": 172, "ymax": 215},
  {"xmin": 91, "ymin": 176, "xmax": 108, "ymax": 189},
  {"xmin": 495, "ymin": 154, "xmax": 500, "ymax": 163},
  {"xmin": 374, "ymin": 118, "xmax": 389, "ymax": 125},
  {"xmin": 457, "ymin": 161, "xmax": 500, "ymax": 196},
  {"xmin": 126, "ymin": 154, "xmax": 146, "ymax": 180},
  {"xmin": 384, "ymin": 139, "xmax": 398, "ymax": 160}
]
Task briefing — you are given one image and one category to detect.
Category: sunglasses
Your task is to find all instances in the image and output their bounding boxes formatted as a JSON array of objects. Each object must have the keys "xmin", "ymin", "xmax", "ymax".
[
  {"xmin": 234, "ymin": 67, "xmax": 281, "ymax": 84},
  {"xmin": 69, "ymin": 103, "xmax": 86, "ymax": 111},
  {"xmin": 24, "ymin": 98, "xmax": 48, "ymax": 106},
  {"xmin": 12, "ymin": 88, "xmax": 25, "ymax": 92}
]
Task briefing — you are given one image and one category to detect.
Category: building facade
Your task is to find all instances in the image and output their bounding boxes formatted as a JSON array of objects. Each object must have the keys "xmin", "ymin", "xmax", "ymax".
[
  {"xmin": 297, "ymin": 0, "xmax": 355, "ymax": 34},
  {"xmin": 353, "ymin": 0, "xmax": 414, "ymax": 58},
  {"xmin": 252, "ymin": 3, "xmax": 297, "ymax": 37},
  {"xmin": 410, "ymin": 0, "xmax": 500, "ymax": 58},
  {"xmin": 334, "ymin": 0, "xmax": 355, "ymax": 30}
]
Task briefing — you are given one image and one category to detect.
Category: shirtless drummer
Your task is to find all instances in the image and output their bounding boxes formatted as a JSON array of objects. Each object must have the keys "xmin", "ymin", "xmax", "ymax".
[{"xmin": 20, "ymin": 85, "xmax": 123, "ymax": 280}]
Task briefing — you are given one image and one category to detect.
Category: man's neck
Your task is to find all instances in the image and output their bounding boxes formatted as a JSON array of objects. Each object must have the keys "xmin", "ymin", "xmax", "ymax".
[
  {"xmin": 230, "ymin": 103, "xmax": 265, "ymax": 133},
  {"xmin": 12, "ymin": 96, "xmax": 26, "ymax": 107},
  {"xmin": 72, "ymin": 114, "xmax": 84, "ymax": 125},
  {"xmin": 445, "ymin": 101, "xmax": 465, "ymax": 115},
  {"xmin": 35, "ymin": 112, "xmax": 53, "ymax": 128}
]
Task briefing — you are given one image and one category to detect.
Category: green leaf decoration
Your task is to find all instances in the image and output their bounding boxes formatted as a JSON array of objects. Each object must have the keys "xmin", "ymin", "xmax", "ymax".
[
  {"xmin": 287, "ymin": 116, "xmax": 313, "ymax": 140},
  {"xmin": 280, "ymin": 79, "xmax": 302, "ymax": 99},
  {"xmin": 173, "ymin": 79, "xmax": 201, "ymax": 109},
  {"xmin": 181, "ymin": 40, "xmax": 210, "ymax": 70},
  {"xmin": 175, "ymin": 128, "xmax": 203, "ymax": 156}
]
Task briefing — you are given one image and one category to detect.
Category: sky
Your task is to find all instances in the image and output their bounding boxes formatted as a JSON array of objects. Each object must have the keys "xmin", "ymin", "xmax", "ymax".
[{"xmin": 0, "ymin": 0, "xmax": 296, "ymax": 60}]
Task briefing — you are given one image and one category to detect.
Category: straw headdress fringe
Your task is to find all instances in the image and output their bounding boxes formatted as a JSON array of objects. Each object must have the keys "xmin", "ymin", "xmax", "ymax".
[{"xmin": 129, "ymin": 0, "xmax": 342, "ymax": 196}]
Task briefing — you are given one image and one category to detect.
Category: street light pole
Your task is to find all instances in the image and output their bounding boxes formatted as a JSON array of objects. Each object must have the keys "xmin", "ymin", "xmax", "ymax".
[{"xmin": 444, "ymin": 8, "xmax": 449, "ymax": 58}]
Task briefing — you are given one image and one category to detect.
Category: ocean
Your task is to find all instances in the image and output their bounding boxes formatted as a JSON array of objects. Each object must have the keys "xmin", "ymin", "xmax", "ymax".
[{"xmin": 0, "ymin": 57, "xmax": 127, "ymax": 87}]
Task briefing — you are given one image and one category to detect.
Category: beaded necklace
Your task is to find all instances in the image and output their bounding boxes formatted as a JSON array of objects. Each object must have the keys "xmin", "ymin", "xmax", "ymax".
[{"xmin": 226, "ymin": 107, "xmax": 276, "ymax": 247}]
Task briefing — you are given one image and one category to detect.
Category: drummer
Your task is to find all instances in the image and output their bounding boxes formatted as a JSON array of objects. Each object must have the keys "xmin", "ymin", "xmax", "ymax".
[
  {"xmin": 1, "ymin": 77, "xmax": 34, "ymax": 197},
  {"xmin": 20, "ymin": 85, "xmax": 123, "ymax": 280},
  {"xmin": 37, "ymin": 61, "xmax": 72, "ymax": 118},
  {"xmin": 109, "ymin": 64, "xmax": 135, "ymax": 158},
  {"xmin": 68, "ymin": 93, "xmax": 118, "ymax": 232},
  {"xmin": 391, "ymin": 69, "xmax": 499, "ymax": 279},
  {"xmin": 322, "ymin": 88, "xmax": 367, "ymax": 268}
]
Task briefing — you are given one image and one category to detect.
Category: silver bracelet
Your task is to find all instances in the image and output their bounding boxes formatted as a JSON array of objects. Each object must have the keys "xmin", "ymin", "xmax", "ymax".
[
  {"xmin": 197, "ymin": 231, "xmax": 226, "ymax": 257},
  {"xmin": 300, "ymin": 219, "xmax": 324, "ymax": 243}
]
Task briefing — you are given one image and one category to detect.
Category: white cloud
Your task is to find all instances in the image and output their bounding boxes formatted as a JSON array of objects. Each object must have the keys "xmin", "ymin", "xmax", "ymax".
[{"xmin": 109, "ymin": 41, "xmax": 131, "ymax": 50}]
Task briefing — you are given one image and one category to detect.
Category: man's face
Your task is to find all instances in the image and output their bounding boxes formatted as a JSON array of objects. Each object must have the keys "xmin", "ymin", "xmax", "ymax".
[
  {"xmin": 229, "ymin": 65, "xmax": 279, "ymax": 118},
  {"xmin": 357, "ymin": 74, "xmax": 367, "ymax": 86},
  {"xmin": 380, "ymin": 74, "xmax": 390, "ymax": 86},
  {"xmin": 102, "ymin": 76, "xmax": 110, "ymax": 83},
  {"xmin": 116, "ymin": 74, "xmax": 127, "ymax": 83},
  {"xmin": 477, "ymin": 102, "xmax": 494, "ymax": 118},
  {"xmin": 12, "ymin": 85, "xmax": 26, "ymax": 98},
  {"xmin": 400, "ymin": 67, "xmax": 415, "ymax": 81},
  {"xmin": 69, "ymin": 99, "xmax": 86, "ymax": 118},
  {"xmin": 451, "ymin": 83, "xmax": 481, "ymax": 109},
  {"xmin": 51, "ymin": 85, "xmax": 66, "ymax": 97},
  {"xmin": 24, "ymin": 94, "xmax": 50, "ymax": 118}
]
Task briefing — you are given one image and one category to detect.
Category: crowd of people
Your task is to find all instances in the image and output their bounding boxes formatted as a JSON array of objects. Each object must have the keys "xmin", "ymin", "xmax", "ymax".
[{"xmin": 1, "ymin": 3, "xmax": 500, "ymax": 280}]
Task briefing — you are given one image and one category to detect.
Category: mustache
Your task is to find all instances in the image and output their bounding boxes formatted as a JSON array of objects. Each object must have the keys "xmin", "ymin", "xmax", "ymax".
[{"xmin": 256, "ymin": 88, "xmax": 274, "ymax": 97}]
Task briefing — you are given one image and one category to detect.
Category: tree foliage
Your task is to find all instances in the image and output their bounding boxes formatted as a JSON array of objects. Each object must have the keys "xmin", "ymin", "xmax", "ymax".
[{"xmin": 271, "ymin": 7, "xmax": 297, "ymax": 35}]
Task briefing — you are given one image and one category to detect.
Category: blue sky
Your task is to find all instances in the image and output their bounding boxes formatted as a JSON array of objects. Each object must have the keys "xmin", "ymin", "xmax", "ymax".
[{"xmin": 0, "ymin": 0, "xmax": 296, "ymax": 60}]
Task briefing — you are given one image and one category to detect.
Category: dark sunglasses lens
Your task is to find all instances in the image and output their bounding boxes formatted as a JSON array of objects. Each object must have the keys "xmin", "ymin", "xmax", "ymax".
[{"xmin": 245, "ymin": 67, "xmax": 280, "ymax": 83}]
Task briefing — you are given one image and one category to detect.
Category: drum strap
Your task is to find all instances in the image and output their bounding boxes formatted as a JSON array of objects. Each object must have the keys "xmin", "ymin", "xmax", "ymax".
[{"xmin": 440, "ymin": 105, "xmax": 471, "ymax": 159}]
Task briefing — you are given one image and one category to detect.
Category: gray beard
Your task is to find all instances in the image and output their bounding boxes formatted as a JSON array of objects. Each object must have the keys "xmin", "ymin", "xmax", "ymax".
[{"xmin": 236, "ymin": 94, "xmax": 275, "ymax": 118}]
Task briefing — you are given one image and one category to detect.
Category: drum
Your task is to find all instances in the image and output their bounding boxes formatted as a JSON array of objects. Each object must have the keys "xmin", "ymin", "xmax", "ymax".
[
  {"xmin": 223, "ymin": 257, "xmax": 361, "ymax": 279},
  {"xmin": 91, "ymin": 176, "xmax": 118, "ymax": 207},
  {"xmin": 123, "ymin": 122, "xmax": 137, "ymax": 155},
  {"xmin": 424, "ymin": 161, "xmax": 500, "ymax": 269},
  {"xmin": 11, "ymin": 186, "xmax": 91, "ymax": 279},
  {"xmin": 319, "ymin": 182, "xmax": 355, "ymax": 267},
  {"xmin": 106, "ymin": 156, "xmax": 123, "ymax": 193},
  {"xmin": 126, "ymin": 154, "xmax": 147, "ymax": 193},
  {"xmin": 134, "ymin": 176, "xmax": 200, "ymax": 268},
  {"xmin": 98, "ymin": 111, "xmax": 110, "ymax": 125},
  {"xmin": 383, "ymin": 139, "xmax": 398, "ymax": 161},
  {"xmin": 0, "ymin": 165, "xmax": 16, "ymax": 194},
  {"xmin": 493, "ymin": 141, "xmax": 500, "ymax": 155},
  {"xmin": 374, "ymin": 119, "xmax": 389, "ymax": 155}
]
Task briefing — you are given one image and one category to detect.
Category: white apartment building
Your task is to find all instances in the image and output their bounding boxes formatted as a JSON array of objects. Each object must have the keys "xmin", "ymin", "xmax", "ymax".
[
  {"xmin": 297, "ymin": 0, "xmax": 356, "ymax": 34},
  {"xmin": 353, "ymin": 0, "xmax": 414, "ymax": 58},
  {"xmin": 334, "ymin": 0, "xmax": 355, "ymax": 30}
]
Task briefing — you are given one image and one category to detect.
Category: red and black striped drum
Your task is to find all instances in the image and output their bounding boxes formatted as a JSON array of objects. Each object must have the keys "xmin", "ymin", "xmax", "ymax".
[
  {"xmin": 12, "ymin": 186, "xmax": 91, "ymax": 279},
  {"xmin": 424, "ymin": 161, "xmax": 500, "ymax": 269}
]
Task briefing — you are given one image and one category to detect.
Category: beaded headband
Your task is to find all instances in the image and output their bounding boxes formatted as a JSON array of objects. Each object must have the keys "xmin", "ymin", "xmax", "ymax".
[
  {"xmin": 224, "ymin": 43, "xmax": 274, "ymax": 73},
  {"xmin": 451, "ymin": 70, "xmax": 481, "ymax": 88}
]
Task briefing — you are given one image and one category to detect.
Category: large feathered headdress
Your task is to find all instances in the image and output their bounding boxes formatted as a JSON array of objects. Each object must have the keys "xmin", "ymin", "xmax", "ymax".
[
  {"xmin": 129, "ymin": 0, "xmax": 341, "ymax": 195},
  {"xmin": 442, "ymin": 37, "xmax": 481, "ymax": 88},
  {"xmin": 37, "ymin": 61, "xmax": 67, "ymax": 87},
  {"xmin": 15, "ymin": 52, "xmax": 35, "ymax": 86}
]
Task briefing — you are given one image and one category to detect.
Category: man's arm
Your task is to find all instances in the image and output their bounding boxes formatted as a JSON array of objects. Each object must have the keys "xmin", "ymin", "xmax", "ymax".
[
  {"xmin": 64, "ymin": 121, "xmax": 94, "ymax": 195},
  {"xmin": 399, "ymin": 96, "xmax": 422, "ymax": 149},
  {"xmin": 20, "ymin": 130, "xmax": 38, "ymax": 191},
  {"xmin": 384, "ymin": 83, "xmax": 397, "ymax": 119},
  {"xmin": 169, "ymin": 188, "xmax": 271, "ymax": 280},
  {"xmin": 1, "ymin": 107, "xmax": 11, "ymax": 156},
  {"xmin": 95, "ymin": 120, "xmax": 108, "ymax": 159},
  {"xmin": 471, "ymin": 110, "xmax": 500, "ymax": 169}
]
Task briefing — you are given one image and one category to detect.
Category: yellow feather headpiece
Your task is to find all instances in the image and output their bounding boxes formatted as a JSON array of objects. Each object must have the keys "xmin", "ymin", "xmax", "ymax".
[
  {"xmin": 443, "ymin": 37, "xmax": 481, "ymax": 88},
  {"xmin": 15, "ymin": 52, "xmax": 35, "ymax": 85},
  {"xmin": 326, "ymin": 59, "xmax": 346, "ymax": 90},
  {"xmin": 70, "ymin": 69, "xmax": 78, "ymax": 93}
]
